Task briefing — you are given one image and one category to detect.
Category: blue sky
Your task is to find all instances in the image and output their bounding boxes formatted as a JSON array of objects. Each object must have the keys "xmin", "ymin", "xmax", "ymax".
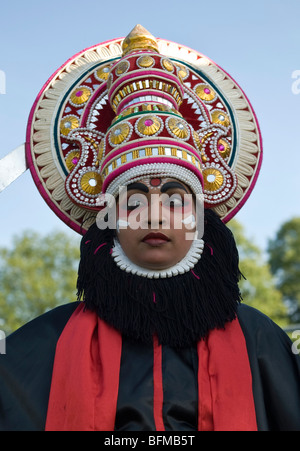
[{"xmin": 0, "ymin": 0, "xmax": 299, "ymax": 251}]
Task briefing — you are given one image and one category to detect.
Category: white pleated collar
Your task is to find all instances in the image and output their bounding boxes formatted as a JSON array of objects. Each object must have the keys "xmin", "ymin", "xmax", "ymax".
[{"xmin": 111, "ymin": 237, "xmax": 204, "ymax": 278}]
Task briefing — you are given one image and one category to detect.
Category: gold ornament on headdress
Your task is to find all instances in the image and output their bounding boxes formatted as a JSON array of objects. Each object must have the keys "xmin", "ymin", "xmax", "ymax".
[{"xmin": 121, "ymin": 24, "xmax": 159, "ymax": 55}]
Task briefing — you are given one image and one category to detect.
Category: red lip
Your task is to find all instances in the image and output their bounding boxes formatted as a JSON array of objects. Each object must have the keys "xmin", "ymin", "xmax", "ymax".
[{"xmin": 142, "ymin": 232, "xmax": 170, "ymax": 246}]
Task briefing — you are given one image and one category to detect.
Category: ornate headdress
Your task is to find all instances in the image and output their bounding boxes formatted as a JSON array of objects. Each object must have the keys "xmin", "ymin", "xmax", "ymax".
[
  {"xmin": 24, "ymin": 25, "xmax": 263, "ymax": 344},
  {"xmin": 26, "ymin": 25, "xmax": 262, "ymax": 234}
]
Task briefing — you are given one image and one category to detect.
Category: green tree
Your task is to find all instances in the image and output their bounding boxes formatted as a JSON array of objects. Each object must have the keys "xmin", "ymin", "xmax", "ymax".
[
  {"xmin": 0, "ymin": 222, "xmax": 290, "ymax": 334},
  {"xmin": 228, "ymin": 220, "xmax": 287, "ymax": 327},
  {"xmin": 0, "ymin": 230, "xmax": 80, "ymax": 334},
  {"xmin": 268, "ymin": 217, "xmax": 300, "ymax": 324}
]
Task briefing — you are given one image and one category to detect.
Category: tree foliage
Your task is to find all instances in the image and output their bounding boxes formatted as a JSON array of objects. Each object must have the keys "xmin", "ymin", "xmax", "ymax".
[
  {"xmin": 268, "ymin": 217, "xmax": 300, "ymax": 323},
  {"xmin": 0, "ymin": 219, "xmax": 293, "ymax": 334},
  {"xmin": 0, "ymin": 230, "xmax": 80, "ymax": 334},
  {"xmin": 228, "ymin": 220, "xmax": 287, "ymax": 327}
]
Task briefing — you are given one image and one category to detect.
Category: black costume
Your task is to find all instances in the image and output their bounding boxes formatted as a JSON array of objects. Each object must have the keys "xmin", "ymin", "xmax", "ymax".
[{"xmin": 1, "ymin": 302, "xmax": 300, "ymax": 431}]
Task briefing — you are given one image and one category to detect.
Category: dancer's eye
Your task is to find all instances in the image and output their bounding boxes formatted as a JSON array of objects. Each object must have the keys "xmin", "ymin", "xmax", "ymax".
[
  {"xmin": 163, "ymin": 194, "xmax": 191, "ymax": 210},
  {"xmin": 126, "ymin": 194, "xmax": 147, "ymax": 211},
  {"xmin": 168, "ymin": 196, "xmax": 184, "ymax": 208},
  {"xmin": 127, "ymin": 199, "xmax": 142, "ymax": 211}
]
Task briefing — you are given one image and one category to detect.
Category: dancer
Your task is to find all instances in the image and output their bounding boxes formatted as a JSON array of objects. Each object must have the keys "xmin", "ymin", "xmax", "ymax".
[{"xmin": 1, "ymin": 25, "xmax": 299, "ymax": 431}]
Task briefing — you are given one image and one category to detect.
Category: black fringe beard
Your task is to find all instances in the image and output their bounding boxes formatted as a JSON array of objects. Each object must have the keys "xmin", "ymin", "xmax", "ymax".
[{"xmin": 77, "ymin": 209, "xmax": 243, "ymax": 348}]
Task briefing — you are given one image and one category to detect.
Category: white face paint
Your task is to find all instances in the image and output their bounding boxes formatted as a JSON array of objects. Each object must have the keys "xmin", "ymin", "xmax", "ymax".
[
  {"xmin": 116, "ymin": 219, "xmax": 130, "ymax": 233},
  {"xmin": 181, "ymin": 214, "xmax": 196, "ymax": 228}
]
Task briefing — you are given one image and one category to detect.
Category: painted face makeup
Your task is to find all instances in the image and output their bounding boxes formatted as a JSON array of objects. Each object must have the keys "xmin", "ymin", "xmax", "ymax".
[
  {"xmin": 115, "ymin": 178, "xmax": 198, "ymax": 270},
  {"xmin": 117, "ymin": 178, "xmax": 194, "ymax": 231},
  {"xmin": 116, "ymin": 219, "xmax": 130, "ymax": 233},
  {"xmin": 182, "ymin": 214, "xmax": 196, "ymax": 227},
  {"xmin": 150, "ymin": 178, "xmax": 162, "ymax": 188}
]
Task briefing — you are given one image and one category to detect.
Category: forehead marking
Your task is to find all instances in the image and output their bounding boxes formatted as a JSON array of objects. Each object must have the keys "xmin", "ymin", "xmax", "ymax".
[{"xmin": 150, "ymin": 178, "xmax": 162, "ymax": 187}]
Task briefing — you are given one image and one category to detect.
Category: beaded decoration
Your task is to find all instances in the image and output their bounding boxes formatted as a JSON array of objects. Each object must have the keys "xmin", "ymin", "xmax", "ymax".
[{"xmin": 26, "ymin": 25, "xmax": 262, "ymax": 235}]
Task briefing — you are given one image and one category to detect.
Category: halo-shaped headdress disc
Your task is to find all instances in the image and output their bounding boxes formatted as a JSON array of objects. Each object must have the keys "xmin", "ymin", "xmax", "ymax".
[{"xmin": 26, "ymin": 25, "xmax": 262, "ymax": 234}]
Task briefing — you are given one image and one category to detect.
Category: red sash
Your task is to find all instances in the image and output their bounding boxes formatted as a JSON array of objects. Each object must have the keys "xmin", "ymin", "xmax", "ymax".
[{"xmin": 45, "ymin": 303, "xmax": 257, "ymax": 431}]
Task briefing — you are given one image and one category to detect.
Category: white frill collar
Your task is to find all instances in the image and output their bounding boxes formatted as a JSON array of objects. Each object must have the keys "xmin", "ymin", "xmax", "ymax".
[{"xmin": 111, "ymin": 237, "xmax": 204, "ymax": 278}]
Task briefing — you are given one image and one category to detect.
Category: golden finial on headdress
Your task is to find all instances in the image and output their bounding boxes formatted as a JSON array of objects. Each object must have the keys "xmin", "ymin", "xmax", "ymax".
[{"xmin": 122, "ymin": 24, "xmax": 159, "ymax": 55}]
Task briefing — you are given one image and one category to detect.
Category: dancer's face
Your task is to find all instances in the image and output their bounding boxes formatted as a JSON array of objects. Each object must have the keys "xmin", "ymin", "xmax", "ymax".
[{"xmin": 116, "ymin": 178, "xmax": 197, "ymax": 270}]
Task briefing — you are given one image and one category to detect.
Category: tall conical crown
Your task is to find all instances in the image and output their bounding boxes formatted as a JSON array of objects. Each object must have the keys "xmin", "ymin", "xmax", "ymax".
[
  {"xmin": 107, "ymin": 26, "xmax": 184, "ymax": 115},
  {"xmin": 98, "ymin": 25, "xmax": 204, "ymax": 197}
]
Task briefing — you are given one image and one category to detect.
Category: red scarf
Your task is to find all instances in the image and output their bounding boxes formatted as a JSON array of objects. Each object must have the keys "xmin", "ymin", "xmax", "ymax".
[{"xmin": 45, "ymin": 303, "xmax": 257, "ymax": 431}]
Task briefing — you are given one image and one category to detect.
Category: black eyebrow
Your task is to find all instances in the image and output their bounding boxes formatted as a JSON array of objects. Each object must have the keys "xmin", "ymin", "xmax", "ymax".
[
  {"xmin": 127, "ymin": 182, "xmax": 149, "ymax": 193},
  {"xmin": 161, "ymin": 181, "xmax": 189, "ymax": 194}
]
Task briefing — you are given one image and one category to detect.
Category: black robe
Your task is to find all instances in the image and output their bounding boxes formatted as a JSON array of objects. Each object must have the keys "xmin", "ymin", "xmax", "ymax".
[{"xmin": 0, "ymin": 302, "xmax": 300, "ymax": 431}]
